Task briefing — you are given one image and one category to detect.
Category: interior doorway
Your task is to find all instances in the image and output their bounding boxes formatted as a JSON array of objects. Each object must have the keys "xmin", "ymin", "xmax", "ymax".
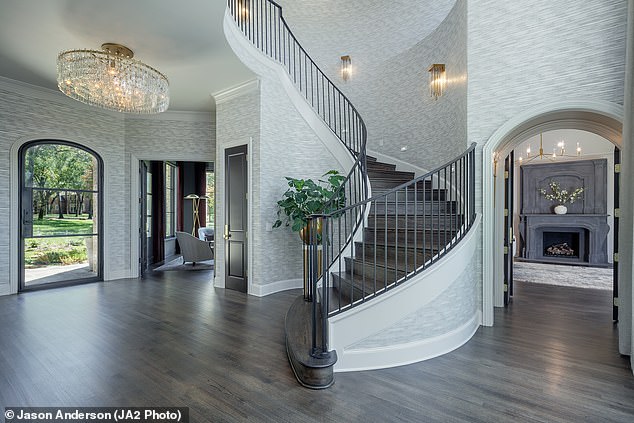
[
  {"xmin": 19, "ymin": 140, "xmax": 103, "ymax": 291},
  {"xmin": 138, "ymin": 160, "xmax": 215, "ymax": 274},
  {"xmin": 499, "ymin": 129, "xmax": 618, "ymax": 313}
]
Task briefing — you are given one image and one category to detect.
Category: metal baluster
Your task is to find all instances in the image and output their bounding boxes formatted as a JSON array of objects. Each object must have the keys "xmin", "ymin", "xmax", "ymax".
[
  {"xmin": 444, "ymin": 167, "xmax": 448, "ymax": 250},
  {"xmin": 384, "ymin": 196, "xmax": 388, "ymax": 291},
  {"xmin": 373, "ymin": 200, "xmax": 377, "ymax": 296},
  {"xmin": 405, "ymin": 185, "xmax": 408, "ymax": 276},
  {"xmin": 414, "ymin": 180, "xmax": 418, "ymax": 272},
  {"xmin": 394, "ymin": 190, "xmax": 398, "ymax": 284}
]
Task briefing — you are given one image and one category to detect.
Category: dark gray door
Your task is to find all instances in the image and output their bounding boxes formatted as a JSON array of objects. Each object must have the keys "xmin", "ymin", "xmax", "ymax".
[
  {"xmin": 613, "ymin": 147, "xmax": 620, "ymax": 321},
  {"xmin": 224, "ymin": 145, "xmax": 248, "ymax": 293},
  {"xmin": 139, "ymin": 161, "xmax": 149, "ymax": 276},
  {"xmin": 504, "ymin": 151, "xmax": 514, "ymax": 306}
]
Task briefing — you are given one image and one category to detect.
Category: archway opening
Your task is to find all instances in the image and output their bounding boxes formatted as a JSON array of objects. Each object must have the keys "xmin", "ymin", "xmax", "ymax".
[{"xmin": 482, "ymin": 103, "xmax": 623, "ymax": 326}]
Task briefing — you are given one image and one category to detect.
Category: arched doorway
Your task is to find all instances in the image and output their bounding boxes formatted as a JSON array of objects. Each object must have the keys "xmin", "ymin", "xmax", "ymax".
[
  {"xmin": 18, "ymin": 140, "xmax": 103, "ymax": 291},
  {"xmin": 481, "ymin": 101, "xmax": 624, "ymax": 326}
]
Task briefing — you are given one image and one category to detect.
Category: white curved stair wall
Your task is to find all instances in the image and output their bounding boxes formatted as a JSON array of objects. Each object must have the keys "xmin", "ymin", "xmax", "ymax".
[{"xmin": 330, "ymin": 215, "xmax": 481, "ymax": 372}]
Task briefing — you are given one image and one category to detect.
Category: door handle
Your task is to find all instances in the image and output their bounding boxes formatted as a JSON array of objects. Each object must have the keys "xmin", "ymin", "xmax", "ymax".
[{"xmin": 223, "ymin": 225, "xmax": 231, "ymax": 240}]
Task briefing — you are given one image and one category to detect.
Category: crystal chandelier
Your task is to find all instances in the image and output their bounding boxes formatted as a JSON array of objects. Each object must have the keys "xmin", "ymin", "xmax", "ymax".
[{"xmin": 57, "ymin": 43, "xmax": 169, "ymax": 114}]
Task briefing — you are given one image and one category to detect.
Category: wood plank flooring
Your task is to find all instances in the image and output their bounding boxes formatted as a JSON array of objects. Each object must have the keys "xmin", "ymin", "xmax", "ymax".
[{"xmin": 0, "ymin": 270, "xmax": 632, "ymax": 422}]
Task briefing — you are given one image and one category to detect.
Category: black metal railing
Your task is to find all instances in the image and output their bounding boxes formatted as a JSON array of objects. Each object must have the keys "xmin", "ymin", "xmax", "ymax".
[
  {"xmin": 305, "ymin": 143, "xmax": 476, "ymax": 354},
  {"xmin": 228, "ymin": 0, "xmax": 367, "ymax": 157},
  {"xmin": 227, "ymin": 0, "xmax": 368, "ymax": 360},
  {"xmin": 227, "ymin": 0, "xmax": 477, "ymax": 362}
]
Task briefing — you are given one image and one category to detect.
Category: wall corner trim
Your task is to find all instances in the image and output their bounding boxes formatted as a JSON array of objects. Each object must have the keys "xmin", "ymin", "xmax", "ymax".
[{"xmin": 212, "ymin": 79, "xmax": 260, "ymax": 105}]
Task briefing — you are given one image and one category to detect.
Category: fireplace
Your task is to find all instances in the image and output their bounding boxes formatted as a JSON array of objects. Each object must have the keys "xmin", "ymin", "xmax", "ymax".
[
  {"xmin": 519, "ymin": 215, "xmax": 607, "ymax": 265},
  {"xmin": 519, "ymin": 159, "xmax": 609, "ymax": 266},
  {"xmin": 541, "ymin": 229, "xmax": 586, "ymax": 261}
]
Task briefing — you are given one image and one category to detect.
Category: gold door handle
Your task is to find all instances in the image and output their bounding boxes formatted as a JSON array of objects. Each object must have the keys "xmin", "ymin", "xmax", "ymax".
[{"xmin": 223, "ymin": 225, "xmax": 231, "ymax": 240}]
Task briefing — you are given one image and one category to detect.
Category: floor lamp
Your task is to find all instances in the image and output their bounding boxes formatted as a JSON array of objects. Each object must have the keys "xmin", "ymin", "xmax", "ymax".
[{"xmin": 184, "ymin": 194, "xmax": 209, "ymax": 236}]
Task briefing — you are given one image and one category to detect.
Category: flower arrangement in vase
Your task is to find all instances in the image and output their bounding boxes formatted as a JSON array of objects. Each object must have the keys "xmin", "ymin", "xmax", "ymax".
[{"xmin": 538, "ymin": 181, "xmax": 584, "ymax": 214}]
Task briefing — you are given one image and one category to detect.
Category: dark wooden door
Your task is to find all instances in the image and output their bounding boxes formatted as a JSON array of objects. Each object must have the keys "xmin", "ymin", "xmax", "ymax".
[
  {"xmin": 504, "ymin": 151, "xmax": 514, "ymax": 306},
  {"xmin": 613, "ymin": 146, "xmax": 620, "ymax": 321},
  {"xmin": 139, "ymin": 161, "xmax": 149, "ymax": 277},
  {"xmin": 224, "ymin": 145, "xmax": 248, "ymax": 293}
]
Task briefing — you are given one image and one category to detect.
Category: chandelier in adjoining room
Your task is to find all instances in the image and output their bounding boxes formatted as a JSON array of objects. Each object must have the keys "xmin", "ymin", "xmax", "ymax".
[{"xmin": 57, "ymin": 43, "xmax": 169, "ymax": 114}]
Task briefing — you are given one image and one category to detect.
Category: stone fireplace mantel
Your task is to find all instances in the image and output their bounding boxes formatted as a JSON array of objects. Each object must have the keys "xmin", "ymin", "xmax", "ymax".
[
  {"xmin": 519, "ymin": 159, "xmax": 609, "ymax": 266},
  {"xmin": 519, "ymin": 214, "xmax": 609, "ymax": 265}
]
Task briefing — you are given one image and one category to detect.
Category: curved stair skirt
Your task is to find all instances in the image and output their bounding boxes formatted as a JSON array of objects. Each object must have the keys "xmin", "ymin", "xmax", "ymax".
[
  {"xmin": 329, "ymin": 214, "xmax": 482, "ymax": 372},
  {"xmin": 285, "ymin": 295, "xmax": 337, "ymax": 389}
]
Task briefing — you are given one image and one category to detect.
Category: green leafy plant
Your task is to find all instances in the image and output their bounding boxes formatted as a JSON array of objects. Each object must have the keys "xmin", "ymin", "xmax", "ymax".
[
  {"xmin": 273, "ymin": 170, "xmax": 346, "ymax": 233},
  {"xmin": 539, "ymin": 181, "xmax": 584, "ymax": 205}
]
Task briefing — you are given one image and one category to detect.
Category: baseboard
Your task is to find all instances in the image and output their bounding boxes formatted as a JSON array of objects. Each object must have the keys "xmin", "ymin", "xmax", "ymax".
[
  {"xmin": 334, "ymin": 312, "xmax": 480, "ymax": 372},
  {"xmin": 0, "ymin": 284, "xmax": 11, "ymax": 297},
  {"xmin": 106, "ymin": 269, "xmax": 131, "ymax": 281},
  {"xmin": 250, "ymin": 278, "xmax": 303, "ymax": 297}
]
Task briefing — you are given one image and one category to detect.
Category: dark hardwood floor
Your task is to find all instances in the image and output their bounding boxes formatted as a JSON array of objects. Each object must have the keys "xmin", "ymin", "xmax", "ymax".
[{"xmin": 0, "ymin": 270, "xmax": 632, "ymax": 422}]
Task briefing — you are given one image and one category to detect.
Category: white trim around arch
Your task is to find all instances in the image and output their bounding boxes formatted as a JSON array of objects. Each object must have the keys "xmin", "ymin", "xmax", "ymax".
[{"xmin": 481, "ymin": 100, "xmax": 624, "ymax": 326}]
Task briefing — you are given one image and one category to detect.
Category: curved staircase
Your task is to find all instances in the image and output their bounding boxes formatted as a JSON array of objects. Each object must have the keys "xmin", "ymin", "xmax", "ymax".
[{"xmin": 225, "ymin": 0, "xmax": 478, "ymax": 388}]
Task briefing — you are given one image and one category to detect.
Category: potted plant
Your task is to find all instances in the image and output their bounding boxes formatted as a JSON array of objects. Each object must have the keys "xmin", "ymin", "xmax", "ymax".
[
  {"xmin": 539, "ymin": 181, "xmax": 584, "ymax": 214},
  {"xmin": 273, "ymin": 170, "xmax": 346, "ymax": 243}
]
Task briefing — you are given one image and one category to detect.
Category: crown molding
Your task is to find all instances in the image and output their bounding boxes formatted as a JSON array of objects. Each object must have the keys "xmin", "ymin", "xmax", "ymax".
[
  {"xmin": 124, "ymin": 109, "xmax": 214, "ymax": 123},
  {"xmin": 0, "ymin": 75, "xmax": 124, "ymax": 117},
  {"xmin": 0, "ymin": 75, "xmax": 215, "ymax": 122},
  {"xmin": 212, "ymin": 78, "xmax": 259, "ymax": 104}
]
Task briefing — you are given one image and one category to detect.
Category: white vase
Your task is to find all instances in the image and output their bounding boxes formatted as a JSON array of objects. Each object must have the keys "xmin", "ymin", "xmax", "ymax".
[{"xmin": 554, "ymin": 205, "xmax": 568, "ymax": 215}]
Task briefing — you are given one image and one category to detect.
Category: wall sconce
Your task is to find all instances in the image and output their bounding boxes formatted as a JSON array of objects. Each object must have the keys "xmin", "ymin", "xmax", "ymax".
[
  {"xmin": 428, "ymin": 63, "xmax": 446, "ymax": 99},
  {"xmin": 341, "ymin": 55, "xmax": 351, "ymax": 81}
]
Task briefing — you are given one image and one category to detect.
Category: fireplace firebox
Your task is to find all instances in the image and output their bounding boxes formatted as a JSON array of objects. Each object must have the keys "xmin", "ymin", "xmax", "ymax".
[{"xmin": 542, "ymin": 230, "xmax": 585, "ymax": 260}]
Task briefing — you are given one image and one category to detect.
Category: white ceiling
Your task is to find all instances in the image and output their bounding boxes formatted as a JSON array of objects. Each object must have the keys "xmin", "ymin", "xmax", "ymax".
[{"xmin": 0, "ymin": 0, "xmax": 254, "ymax": 112}]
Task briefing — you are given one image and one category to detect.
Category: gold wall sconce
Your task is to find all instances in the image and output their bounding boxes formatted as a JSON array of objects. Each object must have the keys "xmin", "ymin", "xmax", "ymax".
[
  {"xmin": 341, "ymin": 55, "xmax": 352, "ymax": 81},
  {"xmin": 428, "ymin": 63, "xmax": 446, "ymax": 99}
]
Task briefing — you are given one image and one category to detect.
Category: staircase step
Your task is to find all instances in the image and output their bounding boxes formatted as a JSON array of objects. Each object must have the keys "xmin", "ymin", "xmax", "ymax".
[
  {"xmin": 330, "ymin": 272, "xmax": 384, "ymax": 307},
  {"xmin": 369, "ymin": 178, "xmax": 416, "ymax": 189},
  {"xmin": 369, "ymin": 201, "xmax": 457, "ymax": 215},
  {"xmin": 371, "ymin": 187, "xmax": 447, "ymax": 201},
  {"xmin": 344, "ymin": 256, "xmax": 413, "ymax": 282},
  {"xmin": 353, "ymin": 241, "xmax": 434, "ymax": 264},
  {"xmin": 285, "ymin": 295, "xmax": 337, "ymax": 389},
  {"xmin": 366, "ymin": 155, "xmax": 377, "ymax": 162},
  {"xmin": 366, "ymin": 161, "xmax": 396, "ymax": 172},
  {"xmin": 368, "ymin": 214, "xmax": 464, "ymax": 230},
  {"xmin": 370, "ymin": 178, "xmax": 433, "ymax": 190},
  {"xmin": 367, "ymin": 169, "xmax": 415, "ymax": 180},
  {"xmin": 361, "ymin": 228, "xmax": 454, "ymax": 247}
]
